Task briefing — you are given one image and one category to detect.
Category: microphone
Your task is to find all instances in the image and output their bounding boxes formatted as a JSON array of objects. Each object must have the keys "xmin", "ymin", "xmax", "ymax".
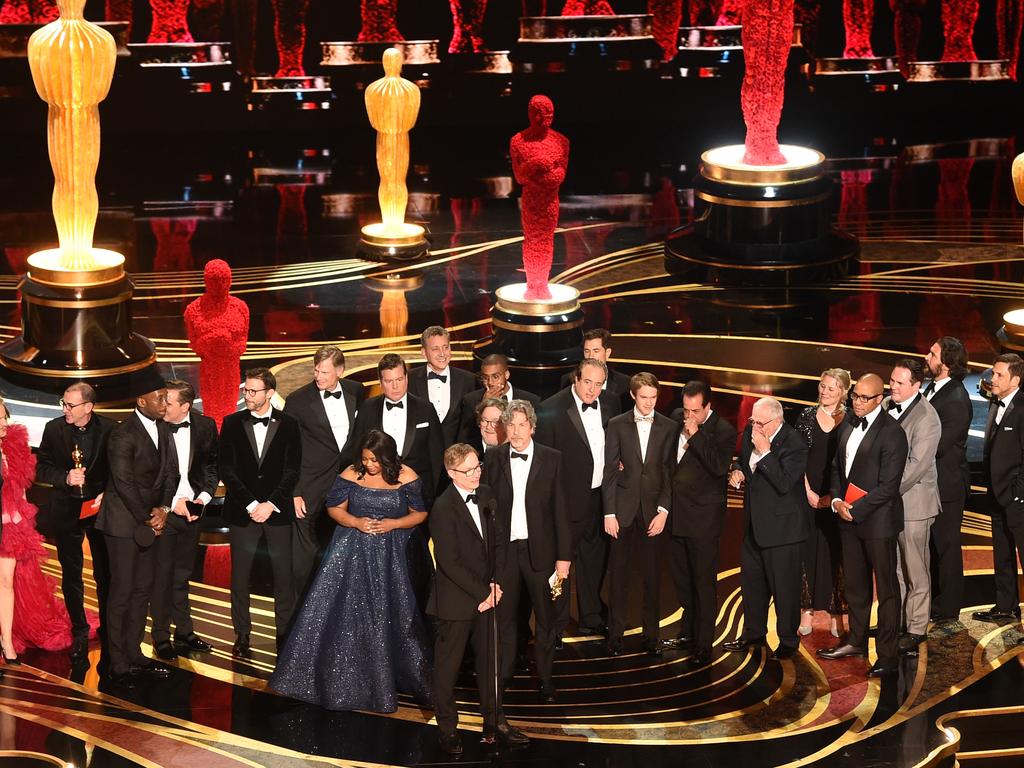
[{"xmin": 482, "ymin": 498, "xmax": 497, "ymax": 520}]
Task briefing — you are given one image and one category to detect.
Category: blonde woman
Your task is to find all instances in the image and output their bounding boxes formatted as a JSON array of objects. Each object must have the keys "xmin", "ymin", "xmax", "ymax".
[{"xmin": 796, "ymin": 369, "xmax": 850, "ymax": 637}]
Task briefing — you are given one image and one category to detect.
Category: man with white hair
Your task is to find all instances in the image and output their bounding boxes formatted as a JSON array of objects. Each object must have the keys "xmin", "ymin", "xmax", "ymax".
[{"xmin": 724, "ymin": 396, "xmax": 808, "ymax": 661}]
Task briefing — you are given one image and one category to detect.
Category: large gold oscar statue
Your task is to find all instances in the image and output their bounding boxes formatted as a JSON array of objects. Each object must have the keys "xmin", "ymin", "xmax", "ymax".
[
  {"xmin": 360, "ymin": 47, "xmax": 428, "ymax": 260},
  {"xmin": 27, "ymin": 0, "xmax": 124, "ymax": 284}
]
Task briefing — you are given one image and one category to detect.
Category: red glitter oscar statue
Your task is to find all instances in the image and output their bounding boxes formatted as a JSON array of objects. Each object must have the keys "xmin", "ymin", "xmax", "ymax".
[
  {"xmin": 359, "ymin": 0, "xmax": 403, "ymax": 41},
  {"xmin": 842, "ymin": 0, "xmax": 874, "ymax": 57},
  {"xmin": 561, "ymin": 0, "xmax": 616, "ymax": 14},
  {"xmin": 0, "ymin": 0, "xmax": 56, "ymax": 23},
  {"xmin": 649, "ymin": 0, "xmax": 683, "ymax": 62},
  {"xmin": 510, "ymin": 95, "xmax": 569, "ymax": 301},
  {"xmin": 147, "ymin": 0, "xmax": 193, "ymax": 42},
  {"xmin": 184, "ymin": 259, "xmax": 249, "ymax": 430},
  {"xmin": 717, "ymin": 0, "xmax": 743, "ymax": 25},
  {"xmin": 449, "ymin": 0, "xmax": 488, "ymax": 53},
  {"xmin": 941, "ymin": 0, "xmax": 979, "ymax": 61},
  {"xmin": 272, "ymin": 0, "xmax": 310, "ymax": 75},
  {"xmin": 740, "ymin": 0, "xmax": 794, "ymax": 165}
]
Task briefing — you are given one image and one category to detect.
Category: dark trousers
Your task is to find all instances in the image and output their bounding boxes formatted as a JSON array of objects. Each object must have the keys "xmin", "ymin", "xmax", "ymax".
[
  {"xmin": 433, "ymin": 612, "xmax": 503, "ymax": 736},
  {"xmin": 291, "ymin": 500, "xmax": 324, "ymax": 603},
  {"xmin": 842, "ymin": 530, "xmax": 900, "ymax": 663},
  {"xmin": 228, "ymin": 522, "xmax": 295, "ymax": 640},
  {"xmin": 740, "ymin": 532, "xmax": 802, "ymax": 649},
  {"xmin": 556, "ymin": 489, "xmax": 607, "ymax": 633},
  {"xmin": 608, "ymin": 516, "xmax": 661, "ymax": 642},
  {"xmin": 671, "ymin": 533, "xmax": 719, "ymax": 653},
  {"xmin": 929, "ymin": 493, "xmax": 966, "ymax": 618},
  {"xmin": 104, "ymin": 534, "xmax": 157, "ymax": 675},
  {"xmin": 151, "ymin": 524, "xmax": 200, "ymax": 643},
  {"xmin": 499, "ymin": 540, "xmax": 556, "ymax": 686},
  {"xmin": 55, "ymin": 515, "xmax": 109, "ymax": 641},
  {"xmin": 990, "ymin": 506, "xmax": 1024, "ymax": 613}
]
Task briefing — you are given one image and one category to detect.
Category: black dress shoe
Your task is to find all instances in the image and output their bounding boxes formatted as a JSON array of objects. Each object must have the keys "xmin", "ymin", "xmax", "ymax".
[
  {"xmin": 154, "ymin": 641, "xmax": 178, "ymax": 661},
  {"xmin": 644, "ymin": 638, "xmax": 663, "ymax": 657},
  {"xmin": 130, "ymin": 662, "xmax": 172, "ymax": 678},
  {"xmin": 898, "ymin": 633, "xmax": 927, "ymax": 654},
  {"xmin": 817, "ymin": 643, "xmax": 867, "ymax": 659},
  {"xmin": 663, "ymin": 634, "xmax": 693, "ymax": 648},
  {"xmin": 233, "ymin": 634, "xmax": 252, "ymax": 659},
  {"xmin": 70, "ymin": 636, "xmax": 89, "ymax": 660},
  {"xmin": 174, "ymin": 634, "xmax": 213, "ymax": 653},
  {"xmin": 538, "ymin": 682, "xmax": 556, "ymax": 703},
  {"xmin": 438, "ymin": 731, "xmax": 463, "ymax": 755},
  {"xmin": 867, "ymin": 660, "xmax": 898, "ymax": 677},
  {"xmin": 607, "ymin": 638, "xmax": 623, "ymax": 656},
  {"xmin": 723, "ymin": 637, "xmax": 766, "ymax": 653},
  {"xmin": 495, "ymin": 723, "xmax": 531, "ymax": 747},
  {"xmin": 772, "ymin": 644, "xmax": 798, "ymax": 661},
  {"xmin": 109, "ymin": 672, "xmax": 136, "ymax": 689},
  {"xmin": 972, "ymin": 607, "xmax": 1020, "ymax": 624},
  {"xmin": 689, "ymin": 649, "xmax": 712, "ymax": 668}
]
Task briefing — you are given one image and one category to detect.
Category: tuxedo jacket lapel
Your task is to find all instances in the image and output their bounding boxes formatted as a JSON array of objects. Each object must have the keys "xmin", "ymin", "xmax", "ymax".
[
  {"xmin": 343, "ymin": 386, "xmax": 358, "ymax": 424},
  {"xmin": 567, "ymin": 402, "xmax": 588, "ymax": 446},
  {"xmin": 401, "ymin": 402, "xmax": 416, "ymax": 460},
  {"xmin": 836, "ymin": 422, "xmax": 852, "ymax": 484},
  {"xmin": 242, "ymin": 419, "xmax": 259, "ymax": 464},
  {"xmin": 985, "ymin": 401, "xmax": 998, "ymax": 446},
  {"xmin": 848, "ymin": 416, "xmax": 881, "ymax": 479},
  {"xmin": 262, "ymin": 411, "xmax": 281, "ymax": 465},
  {"xmin": 456, "ymin": 494, "xmax": 485, "ymax": 542},
  {"xmin": 310, "ymin": 389, "xmax": 334, "ymax": 442}
]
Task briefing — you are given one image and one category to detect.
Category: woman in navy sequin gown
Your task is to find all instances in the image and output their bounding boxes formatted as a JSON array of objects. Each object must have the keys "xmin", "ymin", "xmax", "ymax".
[{"xmin": 270, "ymin": 430, "xmax": 433, "ymax": 712}]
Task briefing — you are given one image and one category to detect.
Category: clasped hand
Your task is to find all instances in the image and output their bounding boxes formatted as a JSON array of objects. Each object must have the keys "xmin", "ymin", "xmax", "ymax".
[
  {"xmin": 147, "ymin": 506, "xmax": 168, "ymax": 536},
  {"xmin": 359, "ymin": 518, "xmax": 392, "ymax": 535}
]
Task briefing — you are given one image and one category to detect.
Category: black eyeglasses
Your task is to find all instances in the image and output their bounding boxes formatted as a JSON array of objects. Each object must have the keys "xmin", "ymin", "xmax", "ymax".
[
  {"xmin": 60, "ymin": 400, "xmax": 88, "ymax": 410},
  {"xmin": 748, "ymin": 417, "xmax": 777, "ymax": 428},
  {"xmin": 450, "ymin": 465, "xmax": 483, "ymax": 477},
  {"xmin": 243, "ymin": 388, "xmax": 267, "ymax": 397},
  {"xmin": 850, "ymin": 392, "xmax": 882, "ymax": 403}
]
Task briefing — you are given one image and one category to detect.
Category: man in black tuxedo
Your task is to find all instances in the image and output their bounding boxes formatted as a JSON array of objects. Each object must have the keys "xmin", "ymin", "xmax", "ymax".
[
  {"xmin": 973, "ymin": 353, "xmax": 1024, "ymax": 632},
  {"xmin": 602, "ymin": 372, "xmax": 674, "ymax": 656},
  {"xmin": 724, "ymin": 396, "xmax": 807, "ymax": 661},
  {"xmin": 457, "ymin": 354, "xmax": 540, "ymax": 454},
  {"xmin": 537, "ymin": 359, "xmax": 620, "ymax": 640},
  {"xmin": 219, "ymin": 367, "xmax": 302, "ymax": 658},
  {"xmin": 559, "ymin": 328, "xmax": 632, "ymax": 410},
  {"xmin": 665, "ymin": 381, "xmax": 737, "ymax": 667},
  {"xmin": 353, "ymin": 353, "xmax": 444, "ymax": 508},
  {"xmin": 95, "ymin": 370, "xmax": 177, "ymax": 688},
  {"xmin": 923, "ymin": 337, "xmax": 973, "ymax": 625},
  {"xmin": 36, "ymin": 382, "xmax": 115, "ymax": 661},
  {"xmin": 285, "ymin": 345, "xmax": 363, "ymax": 598},
  {"xmin": 819, "ymin": 373, "xmax": 909, "ymax": 677},
  {"xmin": 485, "ymin": 400, "xmax": 571, "ymax": 703},
  {"xmin": 428, "ymin": 443, "xmax": 529, "ymax": 755},
  {"xmin": 151, "ymin": 380, "xmax": 218, "ymax": 661},
  {"xmin": 409, "ymin": 326, "xmax": 478, "ymax": 448}
]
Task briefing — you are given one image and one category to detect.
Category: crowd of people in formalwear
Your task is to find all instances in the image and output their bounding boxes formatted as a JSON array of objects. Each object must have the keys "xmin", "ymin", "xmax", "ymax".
[{"xmin": 4, "ymin": 326, "xmax": 1021, "ymax": 756}]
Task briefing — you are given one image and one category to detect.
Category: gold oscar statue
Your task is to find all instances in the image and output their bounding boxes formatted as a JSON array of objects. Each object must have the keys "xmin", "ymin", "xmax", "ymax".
[
  {"xmin": 1014, "ymin": 153, "xmax": 1024, "ymax": 242},
  {"xmin": 27, "ymin": 0, "xmax": 124, "ymax": 284},
  {"xmin": 360, "ymin": 48, "xmax": 428, "ymax": 259}
]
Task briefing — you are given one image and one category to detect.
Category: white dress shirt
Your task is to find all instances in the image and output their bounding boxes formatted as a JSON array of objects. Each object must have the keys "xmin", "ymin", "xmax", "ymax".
[
  {"xmin": 749, "ymin": 421, "xmax": 783, "ymax": 473},
  {"xmin": 509, "ymin": 441, "xmax": 534, "ymax": 541},
  {"xmin": 926, "ymin": 376, "xmax": 951, "ymax": 401},
  {"xmin": 246, "ymin": 405, "xmax": 279, "ymax": 515},
  {"xmin": 677, "ymin": 409, "xmax": 713, "ymax": 462},
  {"xmin": 135, "ymin": 410, "xmax": 159, "ymax": 449},
  {"xmin": 426, "ymin": 366, "xmax": 452, "ymax": 423},
  {"xmin": 635, "ymin": 408, "xmax": 653, "ymax": 462},
  {"xmin": 170, "ymin": 419, "xmax": 213, "ymax": 509},
  {"xmin": 844, "ymin": 404, "xmax": 882, "ymax": 477},
  {"xmin": 572, "ymin": 389, "xmax": 604, "ymax": 489},
  {"xmin": 996, "ymin": 388, "xmax": 1017, "ymax": 426},
  {"xmin": 321, "ymin": 383, "xmax": 351, "ymax": 452},
  {"xmin": 382, "ymin": 394, "xmax": 408, "ymax": 455},
  {"xmin": 458, "ymin": 485, "xmax": 483, "ymax": 537}
]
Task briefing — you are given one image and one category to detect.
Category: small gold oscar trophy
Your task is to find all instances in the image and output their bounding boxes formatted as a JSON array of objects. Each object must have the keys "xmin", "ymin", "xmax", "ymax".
[
  {"xmin": 70, "ymin": 443, "xmax": 85, "ymax": 499},
  {"xmin": 550, "ymin": 573, "xmax": 564, "ymax": 601}
]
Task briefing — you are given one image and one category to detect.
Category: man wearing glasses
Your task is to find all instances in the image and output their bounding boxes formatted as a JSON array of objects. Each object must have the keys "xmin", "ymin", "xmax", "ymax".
[
  {"xmin": 457, "ymin": 354, "xmax": 539, "ymax": 448},
  {"xmin": 724, "ymin": 396, "xmax": 808, "ymax": 661},
  {"xmin": 819, "ymin": 373, "xmax": 908, "ymax": 677},
  {"xmin": 37, "ymin": 383, "xmax": 115, "ymax": 662},
  {"xmin": 219, "ymin": 367, "xmax": 302, "ymax": 660}
]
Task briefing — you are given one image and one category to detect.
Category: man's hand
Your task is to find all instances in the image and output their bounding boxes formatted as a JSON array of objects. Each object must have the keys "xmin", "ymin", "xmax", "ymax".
[
  {"xmin": 604, "ymin": 516, "xmax": 619, "ymax": 539},
  {"xmin": 293, "ymin": 496, "xmax": 307, "ymax": 520},
  {"xmin": 187, "ymin": 496, "xmax": 206, "ymax": 522},
  {"xmin": 478, "ymin": 582, "xmax": 503, "ymax": 612},
  {"xmin": 250, "ymin": 502, "xmax": 275, "ymax": 523},
  {"xmin": 172, "ymin": 497, "xmax": 190, "ymax": 518},
  {"xmin": 647, "ymin": 510, "xmax": 668, "ymax": 537},
  {"xmin": 67, "ymin": 468, "xmax": 86, "ymax": 487},
  {"xmin": 806, "ymin": 488, "xmax": 820, "ymax": 508},
  {"xmin": 148, "ymin": 506, "xmax": 169, "ymax": 535},
  {"xmin": 833, "ymin": 499, "xmax": 854, "ymax": 522},
  {"xmin": 684, "ymin": 415, "xmax": 699, "ymax": 438},
  {"xmin": 555, "ymin": 560, "xmax": 570, "ymax": 580},
  {"xmin": 729, "ymin": 469, "xmax": 744, "ymax": 489},
  {"xmin": 751, "ymin": 427, "xmax": 771, "ymax": 455}
]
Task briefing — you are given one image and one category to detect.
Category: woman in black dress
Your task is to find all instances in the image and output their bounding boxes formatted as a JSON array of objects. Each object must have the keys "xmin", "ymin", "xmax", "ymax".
[{"xmin": 796, "ymin": 368, "xmax": 850, "ymax": 637}]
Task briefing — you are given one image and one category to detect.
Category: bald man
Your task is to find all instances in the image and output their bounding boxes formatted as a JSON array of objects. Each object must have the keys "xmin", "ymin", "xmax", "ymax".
[{"xmin": 819, "ymin": 373, "xmax": 909, "ymax": 678}]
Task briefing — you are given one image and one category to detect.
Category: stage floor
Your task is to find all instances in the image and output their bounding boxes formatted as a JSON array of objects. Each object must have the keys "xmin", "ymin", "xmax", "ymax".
[{"xmin": 1, "ymin": 121, "xmax": 1023, "ymax": 767}]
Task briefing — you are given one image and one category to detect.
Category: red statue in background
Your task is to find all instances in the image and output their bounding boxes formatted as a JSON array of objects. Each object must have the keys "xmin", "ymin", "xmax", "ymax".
[
  {"xmin": 842, "ymin": 0, "xmax": 874, "ymax": 57},
  {"xmin": 649, "ymin": 0, "xmax": 683, "ymax": 62},
  {"xmin": 184, "ymin": 259, "xmax": 249, "ymax": 430},
  {"xmin": 360, "ymin": 0, "xmax": 403, "ymax": 41},
  {"xmin": 510, "ymin": 95, "xmax": 570, "ymax": 301},
  {"xmin": 147, "ymin": 0, "xmax": 194, "ymax": 42},
  {"xmin": 717, "ymin": 0, "xmax": 743, "ymax": 25},
  {"xmin": 941, "ymin": 0, "xmax": 979, "ymax": 61},
  {"xmin": 105, "ymin": 0, "xmax": 133, "ymax": 36},
  {"xmin": 891, "ymin": 0, "xmax": 926, "ymax": 75},
  {"xmin": 741, "ymin": 0, "xmax": 794, "ymax": 165},
  {"xmin": 562, "ymin": 0, "xmax": 615, "ymax": 14},
  {"xmin": 449, "ymin": 0, "xmax": 488, "ymax": 53},
  {"xmin": 998, "ymin": 0, "xmax": 1023, "ymax": 79},
  {"xmin": 272, "ymin": 0, "xmax": 310, "ymax": 75},
  {"xmin": 0, "ymin": 0, "xmax": 55, "ymax": 23}
]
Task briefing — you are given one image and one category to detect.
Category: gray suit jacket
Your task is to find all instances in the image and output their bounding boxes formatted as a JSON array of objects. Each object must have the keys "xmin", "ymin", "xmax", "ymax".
[{"xmin": 884, "ymin": 394, "xmax": 941, "ymax": 522}]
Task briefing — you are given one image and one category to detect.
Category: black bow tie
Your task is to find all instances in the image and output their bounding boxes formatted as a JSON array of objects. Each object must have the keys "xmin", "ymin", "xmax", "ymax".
[
  {"xmin": 499, "ymin": 394, "xmax": 509, "ymax": 403},
  {"xmin": 427, "ymin": 371, "xmax": 447, "ymax": 383},
  {"xmin": 323, "ymin": 390, "xmax": 342, "ymax": 400},
  {"xmin": 511, "ymin": 451, "xmax": 528, "ymax": 461},
  {"xmin": 169, "ymin": 421, "xmax": 190, "ymax": 433},
  {"xmin": 386, "ymin": 400, "xmax": 404, "ymax": 411},
  {"xmin": 923, "ymin": 381, "xmax": 935, "ymax": 397},
  {"xmin": 581, "ymin": 401, "xmax": 598, "ymax": 412},
  {"xmin": 887, "ymin": 401, "xmax": 902, "ymax": 414},
  {"xmin": 250, "ymin": 415, "xmax": 270, "ymax": 427},
  {"xmin": 852, "ymin": 416, "xmax": 868, "ymax": 431},
  {"xmin": 465, "ymin": 493, "xmax": 478, "ymax": 504},
  {"xmin": 997, "ymin": 399, "xmax": 1007, "ymax": 408}
]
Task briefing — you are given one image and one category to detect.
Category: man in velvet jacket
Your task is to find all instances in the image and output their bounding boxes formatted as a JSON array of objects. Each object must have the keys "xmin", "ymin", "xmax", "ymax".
[
  {"xmin": 724, "ymin": 396, "xmax": 808, "ymax": 661},
  {"xmin": 219, "ymin": 367, "xmax": 302, "ymax": 659}
]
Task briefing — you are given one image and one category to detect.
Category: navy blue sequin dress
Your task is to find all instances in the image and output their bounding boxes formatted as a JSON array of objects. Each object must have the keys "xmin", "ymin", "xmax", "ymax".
[{"xmin": 270, "ymin": 476, "xmax": 433, "ymax": 712}]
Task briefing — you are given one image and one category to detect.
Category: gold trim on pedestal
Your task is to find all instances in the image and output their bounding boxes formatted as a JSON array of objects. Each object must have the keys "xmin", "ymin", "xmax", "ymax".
[
  {"xmin": 491, "ymin": 318, "xmax": 582, "ymax": 333},
  {"xmin": 1001, "ymin": 309, "xmax": 1024, "ymax": 337},
  {"xmin": 366, "ymin": 274, "xmax": 425, "ymax": 292},
  {"xmin": 494, "ymin": 285, "xmax": 581, "ymax": 317},
  {"xmin": 0, "ymin": 353, "xmax": 156, "ymax": 378},
  {"xmin": 700, "ymin": 149, "xmax": 825, "ymax": 186},
  {"xmin": 25, "ymin": 291, "xmax": 133, "ymax": 309},
  {"xmin": 696, "ymin": 191, "xmax": 831, "ymax": 208},
  {"xmin": 26, "ymin": 248, "xmax": 126, "ymax": 287},
  {"xmin": 360, "ymin": 223, "xmax": 428, "ymax": 248}
]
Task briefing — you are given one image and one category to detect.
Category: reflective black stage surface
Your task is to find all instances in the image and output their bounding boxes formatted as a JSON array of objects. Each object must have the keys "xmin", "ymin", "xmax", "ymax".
[{"xmin": 1, "ymin": 111, "xmax": 1023, "ymax": 767}]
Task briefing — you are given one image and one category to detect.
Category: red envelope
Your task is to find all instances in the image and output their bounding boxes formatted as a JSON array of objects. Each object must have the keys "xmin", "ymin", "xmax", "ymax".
[
  {"xmin": 844, "ymin": 483, "xmax": 867, "ymax": 505},
  {"xmin": 79, "ymin": 497, "xmax": 101, "ymax": 520}
]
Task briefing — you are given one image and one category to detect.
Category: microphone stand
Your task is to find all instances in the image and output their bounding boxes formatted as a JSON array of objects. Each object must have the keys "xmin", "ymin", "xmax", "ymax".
[{"xmin": 483, "ymin": 497, "xmax": 500, "ymax": 744}]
